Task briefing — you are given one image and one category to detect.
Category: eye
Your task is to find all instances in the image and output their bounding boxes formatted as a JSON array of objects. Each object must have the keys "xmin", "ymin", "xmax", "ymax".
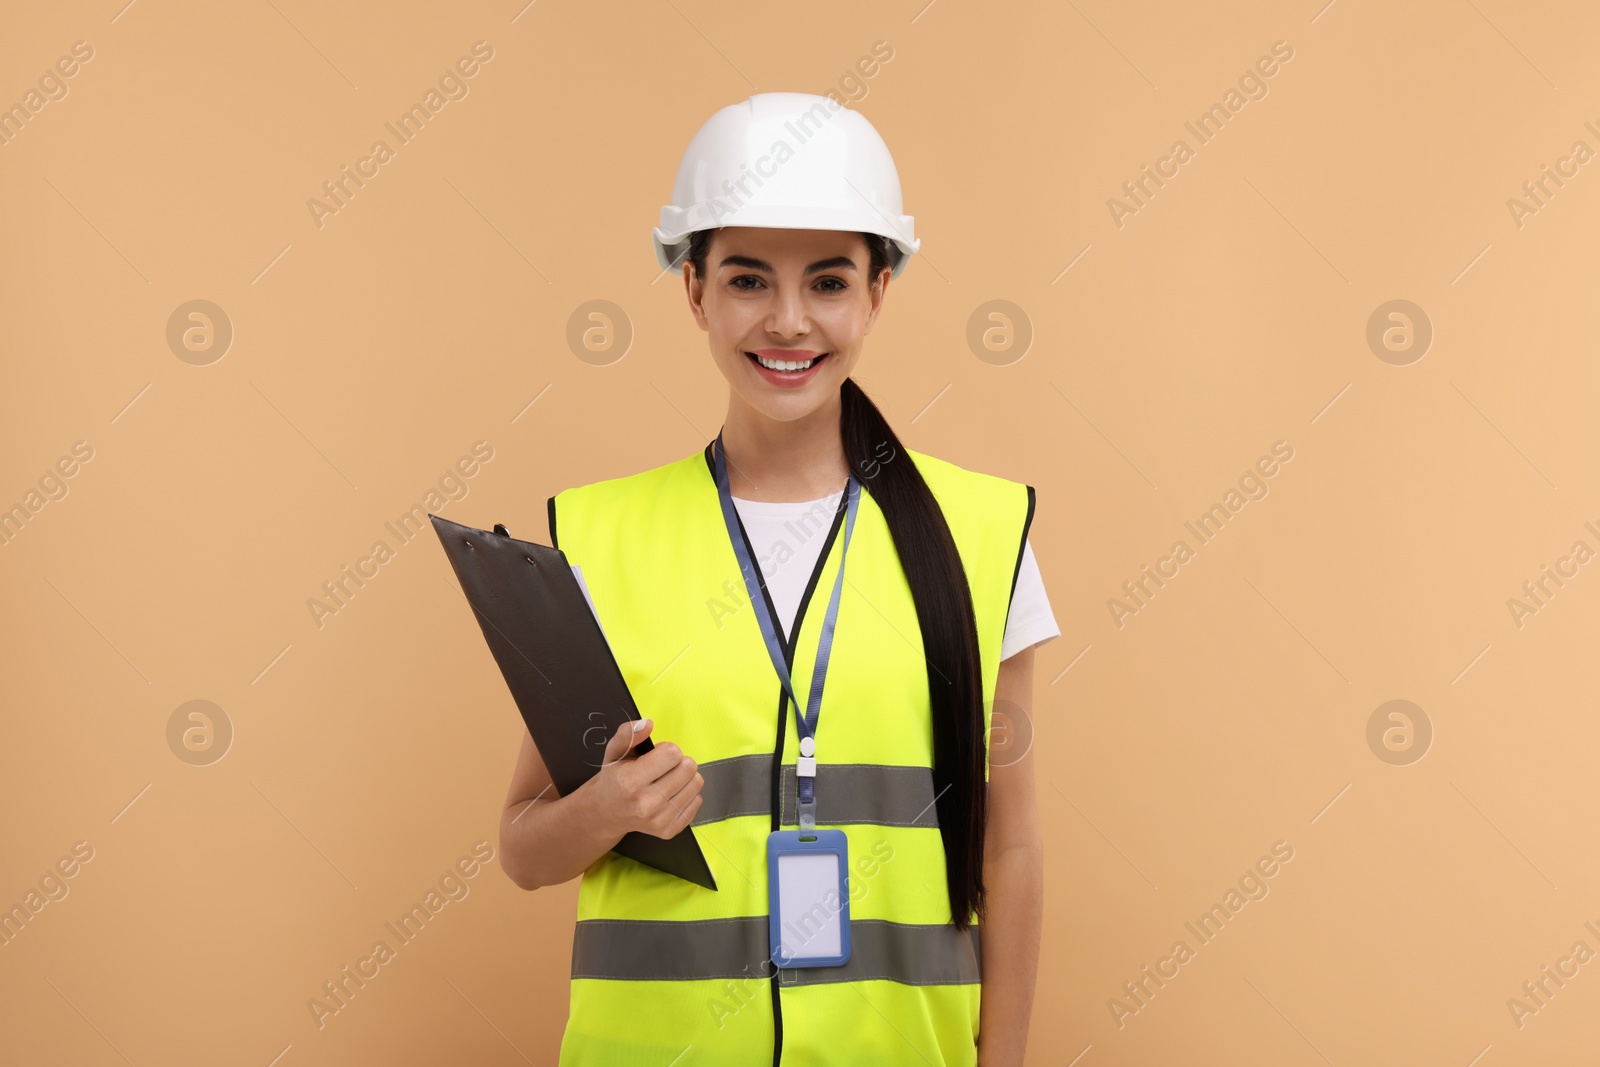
[
  {"xmin": 728, "ymin": 274, "xmax": 766, "ymax": 291},
  {"xmin": 814, "ymin": 276, "xmax": 849, "ymax": 294}
]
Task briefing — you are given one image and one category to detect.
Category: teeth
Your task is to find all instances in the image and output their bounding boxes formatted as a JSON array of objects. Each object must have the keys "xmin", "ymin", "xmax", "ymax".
[{"xmin": 755, "ymin": 353, "xmax": 815, "ymax": 371}]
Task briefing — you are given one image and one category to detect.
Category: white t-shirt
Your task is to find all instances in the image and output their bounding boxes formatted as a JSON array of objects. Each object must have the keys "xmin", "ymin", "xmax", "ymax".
[{"xmin": 731, "ymin": 489, "xmax": 1060, "ymax": 661}]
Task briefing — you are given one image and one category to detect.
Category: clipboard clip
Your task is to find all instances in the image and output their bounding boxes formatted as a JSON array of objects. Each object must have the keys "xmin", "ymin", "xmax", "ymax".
[{"xmin": 492, "ymin": 523, "xmax": 512, "ymax": 538}]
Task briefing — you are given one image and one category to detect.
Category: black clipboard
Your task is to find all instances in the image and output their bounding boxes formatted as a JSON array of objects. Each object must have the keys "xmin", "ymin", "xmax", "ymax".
[{"xmin": 430, "ymin": 513, "xmax": 717, "ymax": 891}]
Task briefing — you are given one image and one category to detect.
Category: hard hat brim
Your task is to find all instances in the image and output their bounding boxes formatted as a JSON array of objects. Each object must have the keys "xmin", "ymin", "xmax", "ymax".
[{"xmin": 652, "ymin": 205, "xmax": 919, "ymax": 280}]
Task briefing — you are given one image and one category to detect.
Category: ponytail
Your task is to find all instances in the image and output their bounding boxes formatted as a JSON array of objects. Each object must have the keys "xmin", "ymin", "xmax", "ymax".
[
  {"xmin": 840, "ymin": 377, "xmax": 989, "ymax": 931},
  {"xmin": 688, "ymin": 228, "xmax": 989, "ymax": 929}
]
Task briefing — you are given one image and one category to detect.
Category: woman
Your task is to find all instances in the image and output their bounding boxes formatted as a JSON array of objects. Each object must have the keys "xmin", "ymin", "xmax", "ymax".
[{"xmin": 499, "ymin": 93, "xmax": 1057, "ymax": 1066}]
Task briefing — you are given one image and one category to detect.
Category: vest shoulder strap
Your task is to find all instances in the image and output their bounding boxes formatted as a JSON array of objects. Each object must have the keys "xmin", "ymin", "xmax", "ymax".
[
  {"xmin": 902, "ymin": 446, "xmax": 1037, "ymax": 602},
  {"xmin": 547, "ymin": 450, "xmax": 705, "ymax": 552}
]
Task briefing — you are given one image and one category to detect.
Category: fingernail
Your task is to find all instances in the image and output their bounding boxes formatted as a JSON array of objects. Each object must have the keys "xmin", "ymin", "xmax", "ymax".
[{"xmin": 634, "ymin": 719, "xmax": 649, "ymax": 732}]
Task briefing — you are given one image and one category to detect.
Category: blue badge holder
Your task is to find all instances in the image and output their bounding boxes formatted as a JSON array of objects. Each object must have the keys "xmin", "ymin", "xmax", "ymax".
[{"xmin": 767, "ymin": 829, "xmax": 852, "ymax": 968}]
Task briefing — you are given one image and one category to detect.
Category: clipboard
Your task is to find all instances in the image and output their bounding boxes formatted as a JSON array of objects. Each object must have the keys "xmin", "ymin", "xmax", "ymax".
[{"xmin": 429, "ymin": 513, "xmax": 717, "ymax": 891}]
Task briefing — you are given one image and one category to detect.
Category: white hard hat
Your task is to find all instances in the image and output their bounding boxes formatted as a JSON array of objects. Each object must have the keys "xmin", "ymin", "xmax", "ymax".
[{"xmin": 652, "ymin": 92, "xmax": 920, "ymax": 279}]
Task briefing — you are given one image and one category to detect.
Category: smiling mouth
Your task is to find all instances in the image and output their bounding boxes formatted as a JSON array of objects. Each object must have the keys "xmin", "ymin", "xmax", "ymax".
[{"xmin": 747, "ymin": 351, "xmax": 827, "ymax": 372}]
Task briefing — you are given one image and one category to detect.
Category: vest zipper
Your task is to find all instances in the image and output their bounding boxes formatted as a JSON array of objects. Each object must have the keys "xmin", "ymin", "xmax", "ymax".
[{"xmin": 767, "ymin": 680, "xmax": 786, "ymax": 1067}]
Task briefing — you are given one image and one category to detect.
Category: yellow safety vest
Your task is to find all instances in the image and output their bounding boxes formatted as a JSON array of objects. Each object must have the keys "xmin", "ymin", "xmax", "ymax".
[{"xmin": 547, "ymin": 440, "xmax": 1035, "ymax": 1066}]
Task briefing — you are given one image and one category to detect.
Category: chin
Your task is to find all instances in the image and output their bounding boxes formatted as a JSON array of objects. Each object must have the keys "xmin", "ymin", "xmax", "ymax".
[{"xmin": 741, "ymin": 390, "xmax": 834, "ymax": 423}]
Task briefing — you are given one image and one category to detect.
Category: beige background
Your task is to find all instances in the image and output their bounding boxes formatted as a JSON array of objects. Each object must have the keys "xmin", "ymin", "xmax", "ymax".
[{"xmin": 3, "ymin": 0, "xmax": 1598, "ymax": 1063}]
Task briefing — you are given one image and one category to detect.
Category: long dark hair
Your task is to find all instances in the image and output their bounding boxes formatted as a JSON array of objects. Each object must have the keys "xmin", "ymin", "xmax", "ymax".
[{"xmin": 687, "ymin": 228, "xmax": 989, "ymax": 930}]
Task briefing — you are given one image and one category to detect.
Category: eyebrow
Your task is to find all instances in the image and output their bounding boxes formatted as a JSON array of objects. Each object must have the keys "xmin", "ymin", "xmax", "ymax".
[{"xmin": 718, "ymin": 255, "xmax": 858, "ymax": 276}]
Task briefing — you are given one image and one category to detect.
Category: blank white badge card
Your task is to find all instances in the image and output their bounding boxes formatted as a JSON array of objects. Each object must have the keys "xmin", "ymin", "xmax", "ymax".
[{"xmin": 775, "ymin": 851, "xmax": 844, "ymax": 960}]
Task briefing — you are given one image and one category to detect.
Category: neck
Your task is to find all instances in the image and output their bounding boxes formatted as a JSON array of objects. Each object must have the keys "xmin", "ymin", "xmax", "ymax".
[{"xmin": 720, "ymin": 390, "xmax": 849, "ymax": 502}]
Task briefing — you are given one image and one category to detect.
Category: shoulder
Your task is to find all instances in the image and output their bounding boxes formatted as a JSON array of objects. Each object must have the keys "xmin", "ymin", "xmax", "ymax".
[
  {"xmin": 901, "ymin": 448, "xmax": 1039, "ymax": 638},
  {"xmin": 556, "ymin": 447, "xmax": 707, "ymax": 501},
  {"xmin": 902, "ymin": 446, "xmax": 1034, "ymax": 517},
  {"xmin": 901, "ymin": 447, "xmax": 1036, "ymax": 576},
  {"xmin": 547, "ymin": 447, "xmax": 709, "ymax": 547}
]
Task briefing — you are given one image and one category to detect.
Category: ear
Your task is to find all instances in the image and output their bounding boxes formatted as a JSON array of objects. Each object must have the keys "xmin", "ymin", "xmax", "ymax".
[
  {"xmin": 862, "ymin": 267, "xmax": 892, "ymax": 335},
  {"xmin": 684, "ymin": 262, "xmax": 710, "ymax": 332}
]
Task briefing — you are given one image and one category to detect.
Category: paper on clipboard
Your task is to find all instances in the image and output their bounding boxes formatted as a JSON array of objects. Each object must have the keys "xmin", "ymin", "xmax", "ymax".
[{"xmin": 569, "ymin": 564, "xmax": 613, "ymax": 652}]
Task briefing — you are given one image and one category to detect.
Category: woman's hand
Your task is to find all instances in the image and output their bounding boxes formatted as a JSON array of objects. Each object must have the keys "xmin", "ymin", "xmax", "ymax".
[
  {"xmin": 581, "ymin": 718, "xmax": 705, "ymax": 841},
  {"xmin": 499, "ymin": 718, "xmax": 706, "ymax": 889}
]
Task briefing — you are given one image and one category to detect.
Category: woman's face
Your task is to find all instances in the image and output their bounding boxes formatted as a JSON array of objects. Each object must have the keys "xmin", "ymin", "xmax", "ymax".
[{"xmin": 686, "ymin": 227, "xmax": 890, "ymax": 424}]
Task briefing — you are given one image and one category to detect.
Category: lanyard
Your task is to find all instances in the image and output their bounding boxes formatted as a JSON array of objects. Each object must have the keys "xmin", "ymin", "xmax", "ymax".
[{"xmin": 711, "ymin": 431, "xmax": 861, "ymax": 836}]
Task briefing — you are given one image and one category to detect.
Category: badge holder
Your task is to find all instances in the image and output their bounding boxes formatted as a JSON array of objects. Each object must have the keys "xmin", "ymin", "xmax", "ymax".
[{"xmin": 767, "ymin": 737, "xmax": 852, "ymax": 969}]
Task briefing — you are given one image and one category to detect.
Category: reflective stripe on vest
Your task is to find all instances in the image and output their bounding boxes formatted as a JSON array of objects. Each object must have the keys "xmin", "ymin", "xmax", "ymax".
[
  {"xmin": 573, "ymin": 916, "xmax": 982, "ymax": 985},
  {"xmin": 692, "ymin": 754, "xmax": 943, "ymax": 827},
  {"xmin": 549, "ymin": 442, "xmax": 1034, "ymax": 1067}
]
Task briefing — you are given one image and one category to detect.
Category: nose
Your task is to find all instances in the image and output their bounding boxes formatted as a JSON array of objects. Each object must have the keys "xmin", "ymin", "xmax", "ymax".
[{"xmin": 765, "ymin": 283, "xmax": 809, "ymax": 339}]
